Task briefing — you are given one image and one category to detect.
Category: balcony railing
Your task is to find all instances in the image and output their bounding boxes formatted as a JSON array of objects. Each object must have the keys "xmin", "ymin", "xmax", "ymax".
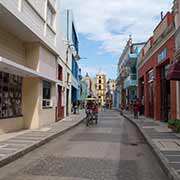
[
  {"xmin": 124, "ymin": 53, "xmax": 137, "ymax": 66},
  {"xmin": 123, "ymin": 74, "xmax": 137, "ymax": 89}
]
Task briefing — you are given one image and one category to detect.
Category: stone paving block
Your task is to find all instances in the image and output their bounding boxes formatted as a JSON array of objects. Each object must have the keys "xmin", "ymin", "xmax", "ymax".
[
  {"xmin": 161, "ymin": 151, "xmax": 180, "ymax": 155},
  {"xmin": 169, "ymin": 162, "xmax": 180, "ymax": 170},
  {"xmin": 165, "ymin": 155, "xmax": 180, "ymax": 162},
  {"xmin": 141, "ymin": 122, "xmax": 159, "ymax": 126},
  {"xmin": 23, "ymin": 157, "xmax": 135, "ymax": 180},
  {"xmin": 12, "ymin": 137, "xmax": 43, "ymax": 141},
  {"xmin": 5, "ymin": 140, "xmax": 34, "ymax": 145},
  {"xmin": 3, "ymin": 144, "xmax": 26, "ymax": 149},
  {"xmin": 0, "ymin": 149, "xmax": 16, "ymax": 154},
  {"xmin": 85, "ymin": 127, "xmax": 121, "ymax": 135},
  {"xmin": 70, "ymin": 133, "xmax": 121, "ymax": 143},
  {"xmin": 153, "ymin": 139, "xmax": 180, "ymax": 151},
  {"xmin": 96, "ymin": 123, "xmax": 121, "ymax": 128}
]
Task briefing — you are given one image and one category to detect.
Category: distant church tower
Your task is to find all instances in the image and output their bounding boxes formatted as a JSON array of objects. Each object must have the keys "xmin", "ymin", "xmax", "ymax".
[{"xmin": 96, "ymin": 70, "xmax": 106, "ymax": 106}]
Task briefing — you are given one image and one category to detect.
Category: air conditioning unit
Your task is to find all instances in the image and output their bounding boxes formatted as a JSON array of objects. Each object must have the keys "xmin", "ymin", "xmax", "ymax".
[{"xmin": 43, "ymin": 99, "xmax": 53, "ymax": 108}]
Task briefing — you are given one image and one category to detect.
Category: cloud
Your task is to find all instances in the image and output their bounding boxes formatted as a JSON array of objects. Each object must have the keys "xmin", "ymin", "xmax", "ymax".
[
  {"xmin": 61, "ymin": 0, "xmax": 173, "ymax": 55},
  {"xmin": 80, "ymin": 64, "xmax": 118, "ymax": 78}
]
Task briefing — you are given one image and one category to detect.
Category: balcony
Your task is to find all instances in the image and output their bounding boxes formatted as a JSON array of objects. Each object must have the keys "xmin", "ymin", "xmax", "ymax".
[
  {"xmin": 123, "ymin": 74, "xmax": 137, "ymax": 89},
  {"xmin": 124, "ymin": 53, "xmax": 137, "ymax": 66}
]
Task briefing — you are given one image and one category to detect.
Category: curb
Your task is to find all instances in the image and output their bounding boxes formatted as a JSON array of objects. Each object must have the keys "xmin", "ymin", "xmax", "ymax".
[
  {"xmin": 123, "ymin": 114, "xmax": 180, "ymax": 180},
  {"xmin": 0, "ymin": 117, "xmax": 85, "ymax": 168}
]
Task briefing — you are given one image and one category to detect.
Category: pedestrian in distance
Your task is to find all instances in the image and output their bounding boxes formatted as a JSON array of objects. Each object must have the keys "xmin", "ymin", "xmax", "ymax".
[
  {"xmin": 137, "ymin": 98, "xmax": 143, "ymax": 116},
  {"xmin": 133, "ymin": 100, "xmax": 139, "ymax": 119}
]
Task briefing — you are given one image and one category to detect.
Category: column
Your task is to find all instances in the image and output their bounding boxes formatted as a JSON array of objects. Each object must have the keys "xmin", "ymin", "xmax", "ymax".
[{"xmin": 154, "ymin": 67, "xmax": 161, "ymax": 120}]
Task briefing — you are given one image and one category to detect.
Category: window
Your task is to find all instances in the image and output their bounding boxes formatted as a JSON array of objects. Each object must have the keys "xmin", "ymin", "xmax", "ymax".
[
  {"xmin": 67, "ymin": 73, "xmax": 70, "ymax": 84},
  {"xmin": 58, "ymin": 65, "xmax": 63, "ymax": 81},
  {"xmin": 47, "ymin": 3, "xmax": 55, "ymax": 27},
  {"xmin": 99, "ymin": 85, "xmax": 101, "ymax": 90},
  {"xmin": 43, "ymin": 81, "xmax": 52, "ymax": 108},
  {"xmin": 72, "ymin": 23, "xmax": 79, "ymax": 52},
  {"xmin": 99, "ymin": 80, "xmax": 101, "ymax": 84},
  {"xmin": 0, "ymin": 72, "xmax": 22, "ymax": 118}
]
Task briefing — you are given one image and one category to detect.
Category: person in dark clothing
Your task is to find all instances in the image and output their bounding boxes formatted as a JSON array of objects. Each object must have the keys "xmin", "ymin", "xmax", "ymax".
[{"xmin": 133, "ymin": 100, "xmax": 139, "ymax": 119}]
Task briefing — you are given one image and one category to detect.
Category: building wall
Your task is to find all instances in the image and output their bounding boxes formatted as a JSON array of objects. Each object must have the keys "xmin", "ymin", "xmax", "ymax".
[
  {"xmin": 38, "ymin": 45, "xmax": 57, "ymax": 79},
  {"xmin": 0, "ymin": 27, "xmax": 26, "ymax": 65},
  {"xmin": 177, "ymin": 82, "xmax": 180, "ymax": 119},
  {"xmin": 22, "ymin": 77, "xmax": 40, "ymax": 129},
  {"xmin": 0, "ymin": 117, "xmax": 24, "ymax": 134},
  {"xmin": 174, "ymin": 0, "xmax": 180, "ymax": 28},
  {"xmin": 174, "ymin": 0, "xmax": 180, "ymax": 119},
  {"xmin": 138, "ymin": 33, "xmax": 176, "ymax": 120},
  {"xmin": 0, "ymin": 24, "xmax": 57, "ymax": 133},
  {"xmin": 39, "ymin": 82, "xmax": 56, "ymax": 127}
]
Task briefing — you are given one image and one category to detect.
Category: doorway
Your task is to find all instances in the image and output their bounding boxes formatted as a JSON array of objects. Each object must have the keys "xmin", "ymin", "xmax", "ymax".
[
  {"xmin": 66, "ymin": 89, "xmax": 69, "ymax": 116},
  {"xmin": 160, "ymin": 64, "xmax": 170, "ymax": 122},
  {"xmin": 147, "ymin": 70, "xmax": 154, "ymax": 118},
  {"xmin": 57, "ymin": 86, "xmax": 64, "ymax": 121}
]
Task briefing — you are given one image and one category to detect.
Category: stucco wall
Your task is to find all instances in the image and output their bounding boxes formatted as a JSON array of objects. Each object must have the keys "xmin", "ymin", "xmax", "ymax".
[
  {"xmin": 38, "ymin": 46, "xmax": 57, "ymax": 79},
  {"xmin": 0, "ymin": 27, "xmax": 25, "ymax": 65},
  {"xmin": 25, "ymin": 43, "xmax": 40, "ymax": 70},
  {"xmin": 0, "ymin": 117, "xmax": 24, "ymax": 134},
  {"xmin": 39, "ymin": 82, "xmax": 56, "ymax": 127},
  {"xmin": 175, "ymin": 0, "xmax": 180, "ymax": 28},
  {"xmin": 153, "ymin": 16, "xmax": 168, "ymax": 42},
  {"xmin": 26, "ymin": 0, "xmax": 46, "ymax": 18},
  {"xmin": 22, "ymin": 77, "xmax": 40, "ymax": 129}
]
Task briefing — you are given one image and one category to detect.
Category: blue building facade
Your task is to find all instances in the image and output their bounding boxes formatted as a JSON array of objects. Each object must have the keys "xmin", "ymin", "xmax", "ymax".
[
  {"xmin": 61, "ymin": 9, "xmax": 81, "ymax": 104},
  {"xmin": 123, "ymin": 43, "xmax": 145, "ymax": 107}
]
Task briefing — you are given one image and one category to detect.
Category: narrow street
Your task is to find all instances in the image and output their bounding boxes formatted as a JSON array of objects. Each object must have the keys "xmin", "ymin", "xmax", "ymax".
[{"xmin": 0, "ymin": 110, "xmax": 168, "ymax": 180}]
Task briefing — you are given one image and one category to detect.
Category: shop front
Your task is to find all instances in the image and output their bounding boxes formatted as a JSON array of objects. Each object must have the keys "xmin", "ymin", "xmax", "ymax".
[
  {"xmin": 167, "ymin": 60, "xmax": 180, "ymax": 119},
  {"xmin": 0, "ymin": 56, "xmax": 56, "ymax": 133},
  {"xmin": 159, "ymin": 63, "xmax": 171, "ymax": 121},
  {"xmin": 147, "ymin": 69, "xmax": 154, "ymax": 118}
]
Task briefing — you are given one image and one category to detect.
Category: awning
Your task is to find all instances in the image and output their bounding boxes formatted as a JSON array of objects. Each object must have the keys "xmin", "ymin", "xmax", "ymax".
[
  {"xmin": 0, "ymin": 56, "xmax": 57, "ymax": 82},
  {"xmin": 166, "ymin": 61, "xmax": 180, "ymax": 81}
]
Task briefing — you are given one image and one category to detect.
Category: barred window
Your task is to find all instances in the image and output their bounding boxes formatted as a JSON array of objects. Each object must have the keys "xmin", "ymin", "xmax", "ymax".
[{"xmin": 0, "ymin": 72, "xmax": 22, "ymax": 118}]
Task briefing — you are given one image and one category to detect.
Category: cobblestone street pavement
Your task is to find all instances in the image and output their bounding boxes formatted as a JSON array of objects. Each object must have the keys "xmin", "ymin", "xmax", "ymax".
[
  {"xmin": 0, "ymin": 110, "xmax": 168, "ymax": 180},
  {"xmin": 123, "ymin": 111, "xmax": 180, "ymax": 180}
]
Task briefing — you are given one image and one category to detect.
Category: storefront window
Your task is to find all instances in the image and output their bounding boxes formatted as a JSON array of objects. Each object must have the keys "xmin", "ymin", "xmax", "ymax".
[
  {"xmin": 0, "ymin": 72, "xmax": 22, "ymax": 118},
  {"xmin": 42, "ymin": 81, "xmax": 52, "ymax": 108}
]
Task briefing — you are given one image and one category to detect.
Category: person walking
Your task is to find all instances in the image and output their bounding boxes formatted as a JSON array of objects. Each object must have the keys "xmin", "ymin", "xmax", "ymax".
[{"xmin": 133, "ymin": 100, "xmax": 139, "ymax": 119}]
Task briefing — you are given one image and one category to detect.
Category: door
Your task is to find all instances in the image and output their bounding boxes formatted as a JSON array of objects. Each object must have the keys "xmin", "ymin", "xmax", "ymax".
[
  {"xmin": 66, "ymin": 89, "xmax": 69, "ymax": 116},
  {"xmin": 57, "ymin": 86, "xmax": 64, "ymax": 121},
  {"xmin": 148, "ymin": 82, "xmax": 154, "ymax": 118},
  {"xmin": 160, "ymin": 64, "xmax": 170, "ymax": 122}
]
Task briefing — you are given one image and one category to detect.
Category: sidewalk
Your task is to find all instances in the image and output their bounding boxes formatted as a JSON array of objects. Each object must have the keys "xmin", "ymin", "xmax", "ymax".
[
  {"xmin": 122, "ymin": 110, "xmax": 180, "ymax": 180},
  {"xmin": 0, "ymin": 110, "xmax": 86, "ymax": 168}
]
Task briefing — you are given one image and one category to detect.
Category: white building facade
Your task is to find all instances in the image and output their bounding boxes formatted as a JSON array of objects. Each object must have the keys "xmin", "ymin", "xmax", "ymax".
[{"xmin": 0, "ymin": 0, "xmax": 72, "ymax": 133}]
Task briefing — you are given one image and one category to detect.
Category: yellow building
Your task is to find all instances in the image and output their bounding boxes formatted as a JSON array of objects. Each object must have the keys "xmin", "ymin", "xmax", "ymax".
[{"xmin": 96, "ymin": 73, "xmax": 106, "ymax": 106}]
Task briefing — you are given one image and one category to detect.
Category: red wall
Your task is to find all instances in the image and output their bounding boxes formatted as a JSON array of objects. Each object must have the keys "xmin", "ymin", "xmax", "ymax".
[{"xmin": 138, "ymin": 35, "xmax": 176, "ymax": 120}]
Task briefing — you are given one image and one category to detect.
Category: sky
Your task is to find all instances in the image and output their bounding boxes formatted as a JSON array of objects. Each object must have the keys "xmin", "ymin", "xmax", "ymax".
[{"xmin": 61, "ymin": 0, "xmax": 173, "ymax": 79}]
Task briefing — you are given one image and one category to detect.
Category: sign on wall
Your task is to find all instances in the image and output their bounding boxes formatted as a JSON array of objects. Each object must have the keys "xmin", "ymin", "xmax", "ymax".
[{"xmin": 157, "ymin": 48, "xmax": 167, "ymax": 64}]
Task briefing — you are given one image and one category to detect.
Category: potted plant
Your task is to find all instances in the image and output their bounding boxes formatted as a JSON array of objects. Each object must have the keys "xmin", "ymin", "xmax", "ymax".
[{"xmin": 168, "ymin": 119, "xmax": 180, "ymax": 133}]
